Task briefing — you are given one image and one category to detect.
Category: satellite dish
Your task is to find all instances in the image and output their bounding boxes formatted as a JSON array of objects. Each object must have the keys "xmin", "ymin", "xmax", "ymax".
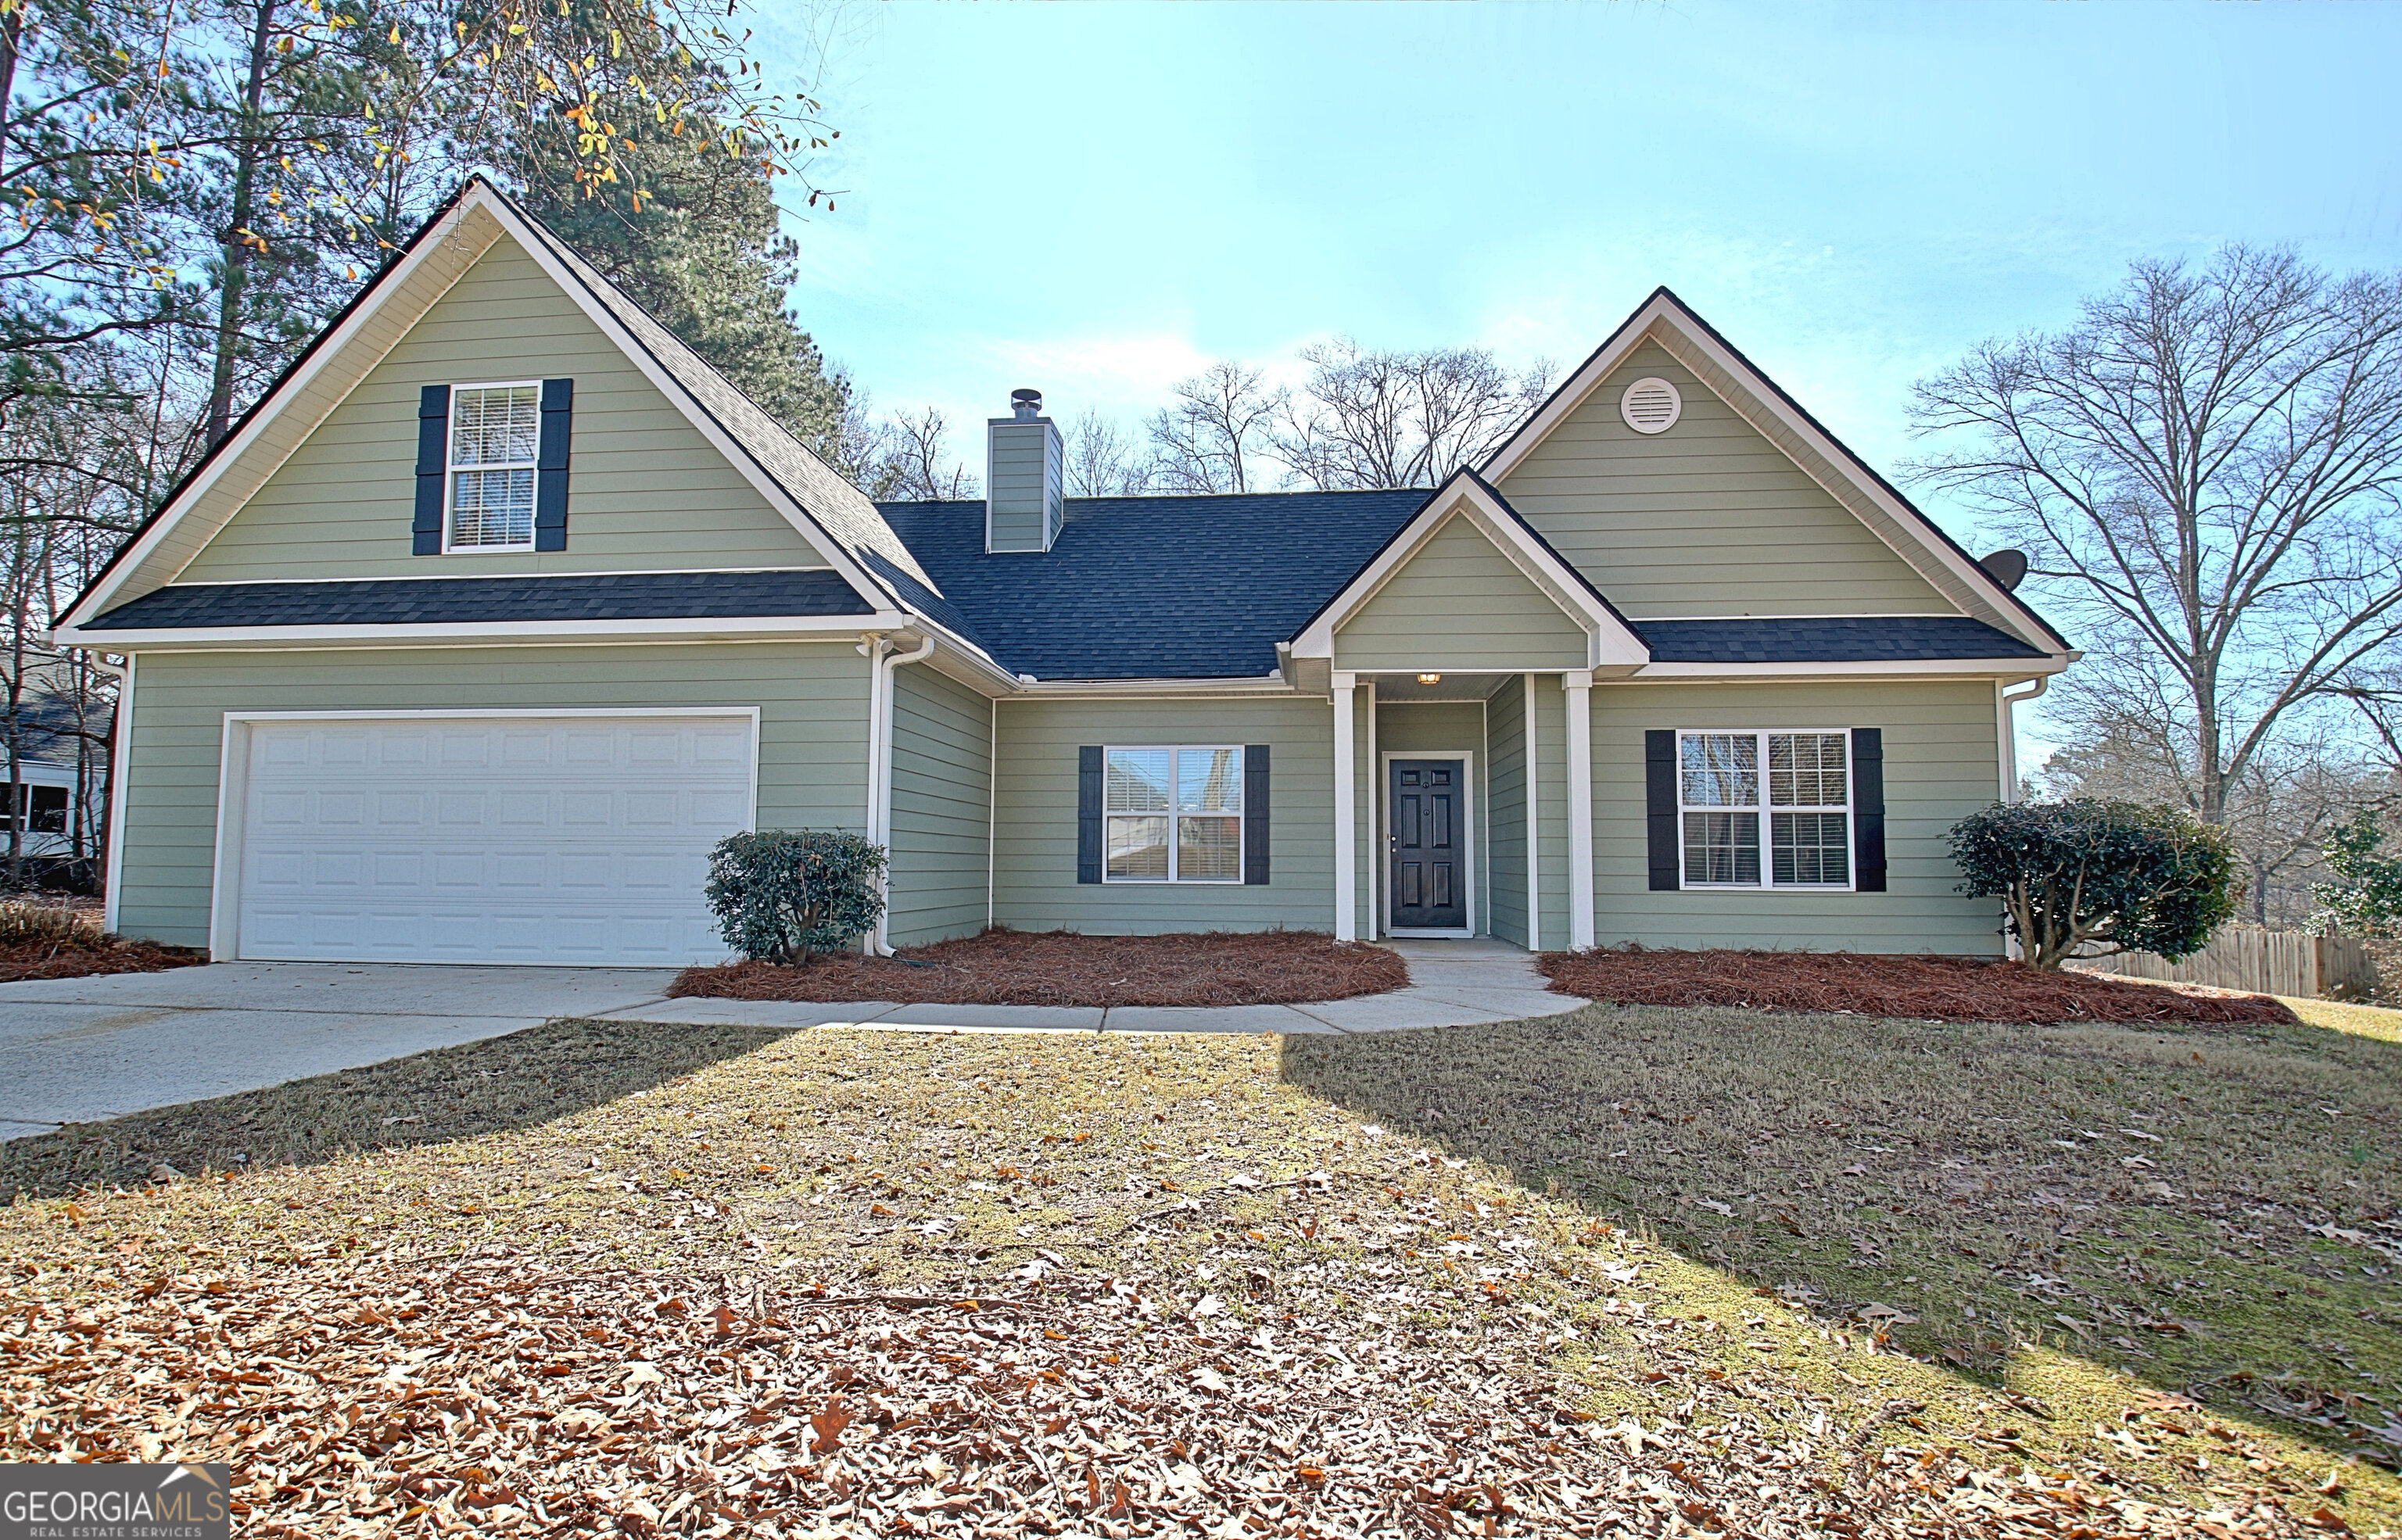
[{"xmin": 1978, "ymin": 549, "xmax": 2029, "ymax": 591}]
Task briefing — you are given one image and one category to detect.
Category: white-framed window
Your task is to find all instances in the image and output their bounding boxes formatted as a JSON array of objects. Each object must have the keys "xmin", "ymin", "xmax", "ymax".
[
  {"xmin": 446, "ymin": 381, "xmax": 541, "ymax": 551},
  {"xmin": 1104, "ymin": 745, "xmax": 1242, "ymax": 883},
  {"xmin": 1677, "ymin": 729, "xmax": 1853, "ymax": 890}
]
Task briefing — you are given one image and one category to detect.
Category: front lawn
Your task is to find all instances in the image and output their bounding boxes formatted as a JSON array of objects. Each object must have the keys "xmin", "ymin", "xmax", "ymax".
[{"xmin": 1, "ymin": 1001, "xmax": 2392, "ymax": 1535}]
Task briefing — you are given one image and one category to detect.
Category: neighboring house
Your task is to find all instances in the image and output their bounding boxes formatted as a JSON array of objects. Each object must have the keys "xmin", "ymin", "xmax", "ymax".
[
  {"xmin": 52, "ymin": 179, "xmax": 2072, "ymax": 966},
  {"xmin": 3, "ymin": 688, "xmax": 110, "ymax": 872}
]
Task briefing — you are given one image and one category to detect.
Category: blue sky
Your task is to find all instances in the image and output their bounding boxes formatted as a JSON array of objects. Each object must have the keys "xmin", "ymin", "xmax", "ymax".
[{"xmin": 762, "ymin": 0, "xmax": 2401, "ymax": 547}]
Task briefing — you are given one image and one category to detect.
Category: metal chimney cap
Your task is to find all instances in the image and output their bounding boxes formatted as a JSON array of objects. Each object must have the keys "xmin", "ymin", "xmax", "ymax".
[{"xmin": 1010, "ymin": 388, "xmax": 1042, "ymax": 421}]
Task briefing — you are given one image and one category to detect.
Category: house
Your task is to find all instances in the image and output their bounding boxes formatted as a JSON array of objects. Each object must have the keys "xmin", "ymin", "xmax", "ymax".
[
  {"xmin": 3, "ymin": 686, "xmax": 110, "ymax": 878},
  {"xmin": 52, "ymin": 179, "xmax": 2071, "ymax": 966}
]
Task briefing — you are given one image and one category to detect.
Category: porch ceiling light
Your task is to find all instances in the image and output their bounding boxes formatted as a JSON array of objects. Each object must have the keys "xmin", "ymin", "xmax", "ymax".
[{"xmin": 1416, "ymin": 673, "xmax": 1442, "ymax": 686}]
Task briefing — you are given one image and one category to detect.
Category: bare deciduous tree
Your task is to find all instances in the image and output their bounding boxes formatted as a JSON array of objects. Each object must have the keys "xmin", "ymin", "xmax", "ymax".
[
  {"xmin": 1064, "ymin": 408, "xmax": 1150, "ymax": 497},
  {"xmin": 1146, "ymin": 363, "xmax": 1281, "ymax": 494},
  {"xmin": 860, "ymin": 406, "xmax": 979, "ymax": 502},
  {"xmin": 1909, "ymin": 245, "xmax": 2402, "ymax": 826},
  {"xmin": 1274, "ymin": 338, "xmax": 1552, "ymax": 490}
]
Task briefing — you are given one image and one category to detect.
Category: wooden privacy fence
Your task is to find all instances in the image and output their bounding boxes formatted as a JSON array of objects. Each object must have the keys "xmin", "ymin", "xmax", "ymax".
[{"xmin": 2072, "ymin": 929, "xmax": 2375, "ymax": 1000}]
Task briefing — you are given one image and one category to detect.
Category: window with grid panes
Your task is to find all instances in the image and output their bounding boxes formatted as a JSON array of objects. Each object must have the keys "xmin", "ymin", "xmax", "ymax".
[
  {"xmin": 447, "ymin": 383, "xmax": 541, "ymax": 550},
  {"xmin": 1676, "ymin": 730, "xmax": 1852, "ymax": 889},
  {"xmin": 1102, "ymin": 747, "xmax": 1242, "ymax": 882}
]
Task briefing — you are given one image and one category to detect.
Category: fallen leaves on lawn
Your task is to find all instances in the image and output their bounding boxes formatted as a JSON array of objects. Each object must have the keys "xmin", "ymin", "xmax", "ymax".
[{"xmin": 2, "ymin": 1241, "xmax": 2334, "ymax": 1538}]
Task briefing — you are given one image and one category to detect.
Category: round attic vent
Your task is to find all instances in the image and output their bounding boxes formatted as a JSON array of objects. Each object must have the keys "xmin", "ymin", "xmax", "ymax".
[{"xmin": 1620, "ymin": 376, "xmax": 1683, "ymax": 434}]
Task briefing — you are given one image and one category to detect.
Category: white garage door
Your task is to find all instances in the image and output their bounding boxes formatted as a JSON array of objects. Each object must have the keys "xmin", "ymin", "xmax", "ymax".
[{"xmin": 235, "ymin": 713, "xmax": 755, "ymax": 965}]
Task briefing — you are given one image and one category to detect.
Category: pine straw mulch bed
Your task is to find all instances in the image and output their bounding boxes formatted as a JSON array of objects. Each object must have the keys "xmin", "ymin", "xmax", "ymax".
[
  {"xmin": 4, "ymin": 1021, "xmax": 2371, "ymax": 1538},
  {"xmin": 0, "ymin": 932, "xmax": 206, "ymax": 984},
  {"xmin": 1540, "ymin": 947, "xmax": 2298, "ymax": 1026},
  {"xmin": 672, "ymin": 926, "xmax": 1408, "ymax": 1008}
]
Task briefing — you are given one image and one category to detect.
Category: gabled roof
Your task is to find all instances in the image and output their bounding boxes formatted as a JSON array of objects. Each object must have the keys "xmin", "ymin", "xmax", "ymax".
[
  {"xmin": 88, "ymin": 571, "xmax": 872, "ymax": 629},
  {"xmin": 880, "ymin": 489, "xmax": 1428, "ymax": 680},
  {"xmin": 1632, "ymin": 615, "xmax": 2045, "ymax": 664},
  {"xmin": 1480, "ymin": 286, "xmax": 2070, "ymax": 657},
  {"xmin": 1284, "ymin": 469, "xmax": 1653, "ymax": 672},
  {"xmin": 55, "ymin": 178, "xmax": 933, "ymax": 641}
]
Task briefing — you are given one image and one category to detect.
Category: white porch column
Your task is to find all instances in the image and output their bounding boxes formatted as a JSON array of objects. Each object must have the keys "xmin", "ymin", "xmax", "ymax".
[
  {"xmin": 1332, "ymin": 671, "xmax": 1357, "ymax": 941},
  {"xmin": 1563, "ymin": 668, "xmax": 1595, "ymax": 950},
  {"xmin": 1522, "ymin": 672, "xmax": 1540, "ymax": 953}
]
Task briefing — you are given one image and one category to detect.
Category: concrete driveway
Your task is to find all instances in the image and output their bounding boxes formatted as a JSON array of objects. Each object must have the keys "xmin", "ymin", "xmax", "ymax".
[
  {"xmin": 0, "ymin": 941, "xmax": 1581, "ymax": 1140},
  {"xmin": 0, "ymin": 962, "xmax": 679, "ymax": 1140}
]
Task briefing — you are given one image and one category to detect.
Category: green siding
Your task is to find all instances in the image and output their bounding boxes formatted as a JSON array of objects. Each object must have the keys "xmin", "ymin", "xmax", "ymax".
[
  {"xmin": 1374, "ymin": 700, "xmax": 1490, "ymax": 935},
  {"xmin": 1525, "ymin": 676, "xmax": 1571, "ymax": 951},
  {"xmin": 177, "ymin": 234, "xmax": 832, "ymax": 582},
  {"xmin": 117, "ymin": 643, "xmax": 871, "ymax": 948},
  {"xmin": 1486, "ymin": 681, "xmax": 1527, "ymax": 947},
  {"xmin": 888, "ymin": 664, "xmax": 993, "ymax": 946},
  {"xmin": 993, "ymin": 697, "xmax": 1334, "ymax": 934},
  {"xmin": 1335, "ymin": 516, "xmax": 1588, "ymax": 671},
  {"xmin": 1587, "ymin": 679, "xmax": 2002, "ymax": 954},
  {"xmin": 985, "ymin": 421, "xmax": 1058, "ymax": 553},
  {"xmin": 1497, "ymin": 341, "xmax": 1950, "ymax": 618}
]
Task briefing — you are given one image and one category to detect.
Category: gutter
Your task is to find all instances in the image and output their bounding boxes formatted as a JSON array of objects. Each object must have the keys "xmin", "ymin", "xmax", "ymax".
[{"xmin": 1998, "ymin": 675, "xmax": 2049, "ymax": 804}]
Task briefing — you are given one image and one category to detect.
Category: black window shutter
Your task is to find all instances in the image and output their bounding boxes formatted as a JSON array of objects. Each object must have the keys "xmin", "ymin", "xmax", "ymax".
[
  {"xmin": 535, "ymin": 377, "xmax": 573, "ymax": 552},
  {"xmin": 1076, "ymin": 746, "xmax": 1103, "ymax": 884},
  {"xmin": 1645, "ymin": 729, "xmax": 1680, "ymax": 892},
  {"xmin": 1852, "ymin": 728, "xmax": 1887, "ymax": 892},
  {"xmin": 413, "ymin": 384, "xmax": 450, "ymax": 556},
  {"xmin": 1242, "ymin": 743, "xmax": 1271, "ymax": 885}
]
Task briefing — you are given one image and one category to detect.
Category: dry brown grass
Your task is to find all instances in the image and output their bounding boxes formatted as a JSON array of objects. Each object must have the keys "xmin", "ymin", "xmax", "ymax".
[
  {"xmin": 1285, "ymin": 999, "xmax": 2402, "ymax": 1517},
  {"xmin": 1540, "ymin": 947, "xmax": 2298, "ymax": 1025},
  {"xmin": 4, "ymin": 1013, "xmax": 2391, "ymax": 1535},
  {"xmin": 0, "ymin": 898, "xmax": 203, "ymax": 983},
  {"xmin": 672, "ymin": 926, "xmax": 1407, "ymax": 1007}
]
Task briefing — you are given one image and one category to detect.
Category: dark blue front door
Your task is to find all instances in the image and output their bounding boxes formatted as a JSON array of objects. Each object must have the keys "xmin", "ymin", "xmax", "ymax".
[{"xmin": 1389, "ymin": 758, "xmax": 1466, "ymax": 929}]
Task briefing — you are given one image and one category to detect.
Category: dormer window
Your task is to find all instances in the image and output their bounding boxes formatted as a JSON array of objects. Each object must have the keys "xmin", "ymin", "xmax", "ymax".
[{"xmin": 446, "ymin": 382, "xmax": 541, "ymax": 550}]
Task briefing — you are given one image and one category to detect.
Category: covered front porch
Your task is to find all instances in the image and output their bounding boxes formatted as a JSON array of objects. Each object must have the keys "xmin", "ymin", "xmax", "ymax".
[{"xmin": 1330, "ymin": 669, "xmax": 1596, "ymax": 950}]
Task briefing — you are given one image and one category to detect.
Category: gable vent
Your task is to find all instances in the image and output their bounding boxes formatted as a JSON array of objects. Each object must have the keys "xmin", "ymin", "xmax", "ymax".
[{"xmin": 1620, "ymin": 377, "xmax": 1683, "ymax": 434}]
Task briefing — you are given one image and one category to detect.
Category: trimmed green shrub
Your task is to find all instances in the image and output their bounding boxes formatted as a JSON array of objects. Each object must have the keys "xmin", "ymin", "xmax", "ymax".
[
  {"xmin": 704, "ymin": 830, "xmax": 887, "ymax": 965},
  {"xmin": 1948, "ymin": 799, "xmax": 2239, "ymax": 969},
  {"xmin": 2311, "ymin": 810, "xmax": 2402, "ymax": 938}
]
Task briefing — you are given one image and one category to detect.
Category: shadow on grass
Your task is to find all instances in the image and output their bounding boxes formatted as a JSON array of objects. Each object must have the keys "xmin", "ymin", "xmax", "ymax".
[
  {"xmin": 0, "ymin": 1018, "xmax": 801, "ymax": 1202},
  {"xmin": 1280, "ymin": 1002, "xmax": 2402, "ymax": 1470}
]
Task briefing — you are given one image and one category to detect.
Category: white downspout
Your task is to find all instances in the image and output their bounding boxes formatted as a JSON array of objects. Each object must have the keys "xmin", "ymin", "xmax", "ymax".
[
  {"xmin": 95, "ymin": 653, "xmax": 131, "ymax": 937},
  {"xmin": 866, "ymin": 632, "xmax": 934, "ymax": 955},
  {"xmin": 1998, "ymin": 675, "xmax": 2048, "ymax": 804}
]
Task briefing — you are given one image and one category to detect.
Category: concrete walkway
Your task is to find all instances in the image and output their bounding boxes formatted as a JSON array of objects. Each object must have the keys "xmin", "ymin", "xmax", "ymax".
[{"xmin": 0, "ymin": 940, "xmax": 1583, "ymax": 1138}]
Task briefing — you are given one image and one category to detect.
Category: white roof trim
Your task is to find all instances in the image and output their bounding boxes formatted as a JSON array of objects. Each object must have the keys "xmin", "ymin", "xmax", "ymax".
[
  {"xmin": 59, "ymin": 180, "xmax": 905, "ymax": 632},
  {"xmin": 1289, "ymin": 474, "xmax": 1651, "ymax": 671},
  {"xmin": 1477, "ymin": 289, "xmax": 2063, "ymax": 655}
]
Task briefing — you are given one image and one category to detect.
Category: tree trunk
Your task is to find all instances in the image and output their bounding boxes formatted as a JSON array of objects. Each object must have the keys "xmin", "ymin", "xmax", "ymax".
[{"xmin": 203, "ymin": 0, "xmax": 279, "ymax": 447}]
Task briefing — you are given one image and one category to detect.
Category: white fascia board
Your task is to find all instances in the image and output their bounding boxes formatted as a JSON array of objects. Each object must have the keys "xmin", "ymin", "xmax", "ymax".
[
  {"xmin": 55, "ymin": 611, "xmax": 914, "ymax": 650},
  {"xmin": 1479, "ymin": 293, "xmax": 2060, "ymax": 657},
  {"xmin": 1289, "ymin": 477, "xmax": 1647, "ymax": 668},
  {"xmin": 58, "ymin": 201, "xmax": 498, "ymax": 630},
  {"xmin": 465, "ymin": 190, "xmax": 902, "ymax": 618},
  {"xmin": 1627, "ymin": 654, "xmax": 2073, "ymax": 681}
]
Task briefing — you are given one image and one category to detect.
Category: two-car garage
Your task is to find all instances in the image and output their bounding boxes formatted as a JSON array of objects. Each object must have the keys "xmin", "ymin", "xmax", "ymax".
[{"xmin": 220, "ymin": 711, "xmax": 756, "ymax": 965}]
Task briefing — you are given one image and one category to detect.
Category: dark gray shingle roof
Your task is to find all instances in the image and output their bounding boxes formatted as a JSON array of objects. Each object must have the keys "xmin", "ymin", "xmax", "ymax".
[
  {"xmin": 89, "ymin": 570, "xmax": 872, "ymax": 629},
  {"xmin": 878, "ymin": 489, "xmax": 1431, "ymax": 679},
  {"xmin": 1632, "ymin": 615, "xmax": 2045, "ymax": 663}
]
